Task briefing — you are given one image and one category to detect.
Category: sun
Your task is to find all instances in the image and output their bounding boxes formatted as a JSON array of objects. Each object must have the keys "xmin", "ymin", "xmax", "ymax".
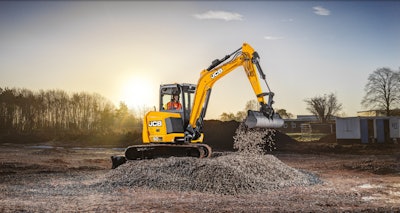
[{"xmin": 120, "ymin": 76, "xmax": 155, "ymax": 108}]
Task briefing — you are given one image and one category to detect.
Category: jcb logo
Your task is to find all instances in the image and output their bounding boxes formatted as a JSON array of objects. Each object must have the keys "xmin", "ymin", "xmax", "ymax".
[
  {"xmin": 149, "ymin": 121, "xmax": 162, "ymax": 127},
  {"xmin": 211, "ymin": 69, "xmax": 223, "ymax": 79}
]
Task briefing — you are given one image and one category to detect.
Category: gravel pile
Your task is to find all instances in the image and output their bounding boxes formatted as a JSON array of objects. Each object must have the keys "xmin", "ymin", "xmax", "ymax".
[
  {"xmin": 99, "ymin": 153, "xmax": 320, "ymax": 195},
  {"xmin": 98, "ymin": 123, "xmax": 320, "ymax": 195}
]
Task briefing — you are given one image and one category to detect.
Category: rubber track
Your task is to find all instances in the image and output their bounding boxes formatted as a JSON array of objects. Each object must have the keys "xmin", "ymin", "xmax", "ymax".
[{"xmin": 125, "ymin": 143, "xmax": 212, "ymax": 160}]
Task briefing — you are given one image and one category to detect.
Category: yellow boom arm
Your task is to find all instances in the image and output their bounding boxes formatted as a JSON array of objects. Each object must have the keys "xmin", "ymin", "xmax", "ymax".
[{"xmin": 184, "ymin": 43, "xmax": 278, "ymax": 141}]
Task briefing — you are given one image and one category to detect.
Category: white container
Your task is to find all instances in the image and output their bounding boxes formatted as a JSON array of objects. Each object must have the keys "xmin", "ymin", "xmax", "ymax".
[{"xmin": 336, "ymin": 117, "xmax": 361, "ymax": 139}]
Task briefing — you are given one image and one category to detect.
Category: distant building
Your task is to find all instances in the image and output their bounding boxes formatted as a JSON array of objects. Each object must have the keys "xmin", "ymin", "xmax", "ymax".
[
  {"xmin": 336, "ymin": 116, "xmax": 399, "ymax": 144},
  {"xmin": 296, "ymin": 115, "xmax": 319, "ymax": 121},
  {"xmin": 280, "ymin": 119, "xmax": 303, "ymax": 133},
  {"xmin": 357, "ymin": 109, "xmax": 400, "ymax": 117},
  {"xmin": 279, "ymin": 115, "xmax": 334, "ymax": 134}
]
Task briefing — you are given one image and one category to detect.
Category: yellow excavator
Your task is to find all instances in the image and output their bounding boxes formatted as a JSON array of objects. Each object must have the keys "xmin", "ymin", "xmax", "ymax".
[{"xmin": 111, "ymin": 43, "xmax": 284, "ymax": 168}]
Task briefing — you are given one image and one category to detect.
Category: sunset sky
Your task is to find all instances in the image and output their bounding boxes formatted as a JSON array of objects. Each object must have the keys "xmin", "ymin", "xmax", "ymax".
[{"xmin": 1, "ymin": 1, "xmax": 399, "ymax": 119}]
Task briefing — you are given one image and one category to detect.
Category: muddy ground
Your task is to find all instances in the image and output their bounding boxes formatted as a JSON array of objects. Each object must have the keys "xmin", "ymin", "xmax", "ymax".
[{"xmin": 1, "ymin": 137, "xmax": 399, "ymax": 212}]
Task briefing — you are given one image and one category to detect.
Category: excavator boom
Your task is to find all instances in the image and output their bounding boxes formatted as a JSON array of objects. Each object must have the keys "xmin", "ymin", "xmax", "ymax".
[{"xmin": 184, "ymin": 43, "xmax": 283, "ymax": 142}]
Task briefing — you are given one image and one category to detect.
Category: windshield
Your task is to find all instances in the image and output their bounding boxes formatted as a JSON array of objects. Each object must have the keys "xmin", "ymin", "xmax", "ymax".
[{"xmin": 160, "ymin": 84, "xmax": 196, "ymax": 113}]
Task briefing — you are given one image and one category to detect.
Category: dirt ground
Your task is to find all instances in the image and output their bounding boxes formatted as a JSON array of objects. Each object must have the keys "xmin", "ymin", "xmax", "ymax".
[{"xmin": 0, "ymin": 141, "xmax": 399, "ymax": 212}]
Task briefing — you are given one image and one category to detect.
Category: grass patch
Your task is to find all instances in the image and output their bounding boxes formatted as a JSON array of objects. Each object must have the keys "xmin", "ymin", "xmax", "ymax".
[{"xmin": 286, "ymin": 133, "xmax": 328, "ymax": 142}]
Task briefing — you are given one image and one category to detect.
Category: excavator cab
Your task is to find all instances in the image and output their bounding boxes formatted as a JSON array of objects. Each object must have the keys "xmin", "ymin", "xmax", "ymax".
[
  {"xmin": 118, "ymin": 83, "xmax": 209, "ymax": 163},
  {"xmin": 160, "ymin": 83, "xmax": 196, "ymax": 128},
  {"xmin": 141, "ymin": 83, "xmax": 203, "ymax": 144}
]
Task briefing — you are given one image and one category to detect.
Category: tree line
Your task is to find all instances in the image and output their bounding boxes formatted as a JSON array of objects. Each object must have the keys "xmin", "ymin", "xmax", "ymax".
[{"xmin": 0, "ymin": 87, "xmax": 145, "ymax": 143}]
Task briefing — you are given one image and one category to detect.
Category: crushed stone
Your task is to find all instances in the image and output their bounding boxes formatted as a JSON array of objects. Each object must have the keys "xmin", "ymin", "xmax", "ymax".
[{"xmin": 98, "ymin": 153, "xmax": 320, "ymax": 195}]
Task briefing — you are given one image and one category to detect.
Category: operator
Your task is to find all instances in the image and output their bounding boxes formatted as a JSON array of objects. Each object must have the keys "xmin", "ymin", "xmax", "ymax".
[{"xmin": 167, "ymin": 94, "xmax": 182, "ymax": 110}]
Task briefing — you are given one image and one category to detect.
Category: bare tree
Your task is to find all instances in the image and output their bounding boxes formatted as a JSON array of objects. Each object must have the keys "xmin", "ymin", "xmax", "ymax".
[
  {"xmin": 361, "ymin": 67, "xmax": 400, "ymax": 116},
  {"xmin": 244, "ymin": 100, "xmax": 259, "ymax": 111},
  {"xmin": 304, "ymin": 93, "xmax": 342, "ymax": 123},
  {"xmin": 275, "ymin": 109, "xmax": 293, "ymax": 119},
  {"xmin": 219, "ymin": 100, "xmax": 258, "ymax": 121},
  {"xmin": 219, "ymin": 112, "xmax": 237, "ymax": 121}
]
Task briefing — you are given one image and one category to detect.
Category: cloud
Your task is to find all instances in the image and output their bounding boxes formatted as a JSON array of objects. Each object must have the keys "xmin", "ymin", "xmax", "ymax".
[
  {"xmin": 264, "ymin": 36, "xmax": 284, "ymax": 40},
  {"xmin": 313, "ymin": 6, "xmax": 331, "ymax": 16},
  {"xmin": 193, "ymin": 10, "xmax": 243, "ymax": 21},
  {"xmin": 281, "ymin": 18, "xmax": 294, "ymax": 22}
]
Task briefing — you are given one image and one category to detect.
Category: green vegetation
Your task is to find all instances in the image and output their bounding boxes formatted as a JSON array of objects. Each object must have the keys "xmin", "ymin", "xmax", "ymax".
[
  {"xmin": 0, "ymin": 87, "xmax": 146, "ymax": 146},
  {"xmin": 286, "ymin": 133, "xmax": 328, "ymax": 142}
]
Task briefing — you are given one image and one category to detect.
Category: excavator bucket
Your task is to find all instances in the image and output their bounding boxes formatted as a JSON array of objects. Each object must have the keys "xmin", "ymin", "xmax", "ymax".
[{"xmin": 244, "ymin": 110, "xmax": 284, "ymax": 129}]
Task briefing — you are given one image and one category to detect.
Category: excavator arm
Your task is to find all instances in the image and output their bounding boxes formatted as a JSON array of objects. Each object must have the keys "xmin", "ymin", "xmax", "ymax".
[{"xmin": 184, "ymin": 43, "xmax": 283, "ymax": 141}]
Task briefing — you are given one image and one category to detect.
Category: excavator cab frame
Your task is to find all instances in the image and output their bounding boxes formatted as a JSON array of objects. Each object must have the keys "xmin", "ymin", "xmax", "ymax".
[{"xmin": 159, "ymin": 83, "xmax": 196, "ymax": 128}]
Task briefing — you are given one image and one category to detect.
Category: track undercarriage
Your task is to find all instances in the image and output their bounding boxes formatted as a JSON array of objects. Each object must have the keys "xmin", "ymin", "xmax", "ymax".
[{"xmin": 111, "ymin": 143, "xmax": 212, "ymax": 169}]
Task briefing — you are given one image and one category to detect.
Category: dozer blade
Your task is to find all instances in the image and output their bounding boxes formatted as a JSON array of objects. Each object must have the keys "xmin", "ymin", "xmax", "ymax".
[
  {"xmin": 244, "ymin": 110, "xmax": 284, "ymax": 128},
  {"xmin": 124, "ymin": 143, "xmax": 212, "ymax": 160},
  {"xmin": 111, "ymin": 155, "xmax": 127, "ymax": 169}
]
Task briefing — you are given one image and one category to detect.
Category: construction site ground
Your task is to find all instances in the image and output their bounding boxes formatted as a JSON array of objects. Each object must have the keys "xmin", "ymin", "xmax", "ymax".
[{"xmin": 0, "ymin": 138, "xmax": 399, "ymax": 212}]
